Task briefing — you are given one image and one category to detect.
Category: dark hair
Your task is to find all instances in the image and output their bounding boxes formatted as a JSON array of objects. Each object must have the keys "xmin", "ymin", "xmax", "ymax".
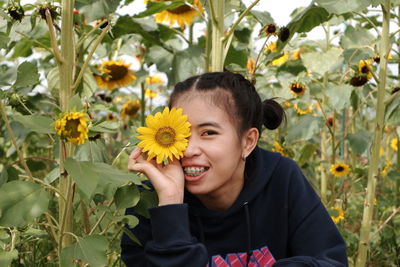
[{"xmin": 169, "ymin": 72, "xmax": 284, "ymax": 137}]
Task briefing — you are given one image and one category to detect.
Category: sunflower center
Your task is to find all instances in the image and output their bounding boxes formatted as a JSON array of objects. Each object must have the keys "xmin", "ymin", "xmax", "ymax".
[
  {"xmin": 168, "ymin": 4, "xmax": 192, "ymax": 14},
  {"xmin": 106, "ymin": 65, "xmax": 129, "ymax": 81},
  {"xmin": 65, "ymin": 119, "xmax": 81, "ymax": 138},
  {"xmin": 360, "ymin": 66, "xmax": 370, "ymax": 74},
  {"xmin": 336, "ymin": 166, "xmax": 344, "ymax": 172},
  {"xmin": 291, "ymin": 85, "xmax": 304, "ymax": 93},
  {"xmin": 155, "ymin": 127, "xmax": 176, "ymax": 147}
]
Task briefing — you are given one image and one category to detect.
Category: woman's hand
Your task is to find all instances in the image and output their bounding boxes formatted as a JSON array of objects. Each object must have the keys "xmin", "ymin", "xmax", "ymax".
[{"xmin": 128, "ymin": 147, "xmax": 185, "ymax": 206}]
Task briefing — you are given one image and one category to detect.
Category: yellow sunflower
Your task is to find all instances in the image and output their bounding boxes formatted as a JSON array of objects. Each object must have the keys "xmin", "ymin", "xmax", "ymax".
[
  {"xmin": 390, "ymin": 138, "xmax": 398, "ymax": 151},
  {"xmin": 271, "ymin": 141, "xmax": 289, "ymax": 157},
  {"xmin": 265, "ymin": 42, "xmax": 277, "ymax": 53},
  {"xmin": 145, "ymin": 75, "xmax": 164, "ymax": 85},
  {"xmin": 294, "ymin": 103, "xmax": 313, "ymax": 115},
  {"xmin": 54, "ymin": 111, "xmax": 89, "ymax": 145},
  {"xmin": 330, "ymin": 162, "xmax": 350, "ymax": 177},
  {"xmin": 145, "ymin": 89, "xmax": 158, "ymax": 99},
  {"xmin": 152, "ymin": 0, "xmax": 204, "ymax": 29},
  {"xmin": 272, "ymin": 52, "xmax": 289, "ymax": 66},
  {"xmin": 330, "ymin": 206, "xmax": 345, "ymax": 224},
  {"xmin": 380, "ymin": 160, "xmax": 392, "ymax": 177},
  {"xmin": 95, "ymin": 60, "xmax": 137, "ymax": 91},
  {"xmin": 121, "ymin": 100, "xmax": 141, "ymax": 121},
  {"xmin": 136, "ymin": 107, "xmax": 191, "ymax": 164},
  {"xmin": 289, "ymin": 82, "xmax": 306, "ymax": 97},
  {"xmin": 358, "ymin": 60, "xmax": 373, "ymax": 79},
  {"xmin": 247, "ymin": 58, "xmax": 256, "ymax": 74}
]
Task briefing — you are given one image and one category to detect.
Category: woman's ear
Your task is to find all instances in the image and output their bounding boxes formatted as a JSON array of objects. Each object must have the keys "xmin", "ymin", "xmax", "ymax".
[{"xmin": 241, "ymin": 128, "xmax": 259, "ymax": 158}]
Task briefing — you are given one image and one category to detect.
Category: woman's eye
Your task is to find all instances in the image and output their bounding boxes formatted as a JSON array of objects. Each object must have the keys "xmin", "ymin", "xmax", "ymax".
[{"xmin": 202, "ymin": 130, "xmax": 217, "ymax": 136}]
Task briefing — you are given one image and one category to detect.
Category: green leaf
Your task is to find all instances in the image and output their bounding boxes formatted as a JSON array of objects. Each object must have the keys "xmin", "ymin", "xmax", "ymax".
[
  {"xmin": 134, "ymin": 190, "xmax": 158, "ymax": 218},
  {"xmin": 60, "ymin": 235, "xmax": 108, "ymax": 267},
  {"xmin": 250, "ymin": 10, "xmax": 274, "ymax": 25},
  {"xmin": 225, "ymin": 45, "xmax": 248, "ymax": 68},
  {"xmin": 385, "ymin": 95, "xmax": 400, "ymax": 126},
  {"xmin": 0, "ymin": 32, "xmax": 9, "ymax": 49},
  {"xmin": 76, "ymin": 0, "xmax": 120, "ymax": 21},
  {"xmin": 286, "ymin": 5, "xmax": 331, "ymax": 38},
  {"xmin": 65, "ymin": 158, "xmax": 141, "ymax": 200},
  {"xmin": 12, "ymin": 39, "xmax": 33, "ymax": 59},
  {"xmin": 13, "ymin": 114, "xmax": 55, "ymax": 134},
  {"xmin": 134, "ymin": 1, "xmax": 186, "ymax": 18},
  {"xmin": 75, "ymin": 140, "xmax": 109, "ymax": 163},
  {"xmin": 64, "ymin": 158, "xmax": 100, "ymax": 200},
  {"xmin": 90, "ymin": 121, "xmax": 120, "ymax": 133},
  {"xmin": 115, "ymin": 184, "xmax": 140, "ymax": 210},
  {"xmin": 298, "ymin": 144, "xmax": 318, "ymax": 166},
  {"xmin": 0, "ymin": 249, "xmax": 18, "ymax": 267},
  {"xmin": 343, "ymin": 48, "xmax": 375, "ymax": 66},
  {"xmin": 0, "ymin": 181, "xmax": 50, "ymax": 227},
  {"xmin": 44, "ymin": 167, "xmax": 60, "ymax": 184},
  {"xmin": 13, "ymin": 62, "xmax": 39, "ymax": 89},
  {"xmin": 286, "ymin": 116, "xmax": 320, "ymax": 143},
  {"xmin": 347, "ymin": 130, "xmax": 371, "ymax": 155},
  {"xmin": 47, "ymin": 67, "xmax": 60, "ymax": 97},
  {"xmin": 340, "ymin": 25, "xmax": 375, "ymax": 49},
  {"xmin": 146, "ymin": 45, "xmax": 174, "ymax": 74},
  {"xmin": 67, "ymin": 94, "xmax": 84, "ymax": 112},
  {"xmin": 79, "ymin": 69, "xmax": 98, "ymax": 99},
  {"xmin": 324, "ymin": 84, "xmax": 353, "ymax": 110},
  {"xmin": 0, "ymin": 166, "xmax": 19, "ymax": 187},
  {"xmin": 315, "ymin": 0, "xmax": 370, "ymax": 14},
  {"xmin": 302, "ymin": 47, "xmax": 343, "ymax": 75},
  {"xmin": 169, "ymin": 45, "xmax": 204, "ymax": 85}
]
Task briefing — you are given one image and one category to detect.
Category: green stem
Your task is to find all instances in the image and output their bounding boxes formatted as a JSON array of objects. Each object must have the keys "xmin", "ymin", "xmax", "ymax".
[
  {"xmin": 0, "ymin": 100, "xmax": 34, "ymax": 181},
  {"xmin": 320, "ymin": 129, "xmax": 327, "ymax": 203},
  {"xmin": 72, "ymin": 24, "xmax": 111, "ymax": 91},
  {"xmin": 210, "ymin": 0, "xmax": 224, "ymax": 71},
  {"xmin": 140, "ymin": 82, "xmax": 146, "ymax": 126},
  {"xmin": 356, "ymin": 1, "xmax": 391, "ymax": 266},
  {"xmin": 58, "ymin": 0, "xmax": 76, "ymax": 258},
  {"xmin": 222, "ymin": 0, "xmax": 261, "ymax": 43}
]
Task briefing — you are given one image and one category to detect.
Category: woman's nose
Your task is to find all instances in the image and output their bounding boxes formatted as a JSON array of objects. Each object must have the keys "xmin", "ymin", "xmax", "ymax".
[{"xmin": 184, "ymin": 136, "xmax": 201, "ymax": 157}]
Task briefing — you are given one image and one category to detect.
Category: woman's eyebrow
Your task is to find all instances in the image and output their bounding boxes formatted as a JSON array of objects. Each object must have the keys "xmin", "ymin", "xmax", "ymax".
[{"xmin": 196, "ymin": 121, "xmax": 222, "ymax": 129}]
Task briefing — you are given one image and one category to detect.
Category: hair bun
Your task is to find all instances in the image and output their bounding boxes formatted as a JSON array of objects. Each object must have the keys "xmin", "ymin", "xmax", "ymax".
[{"xmin": 262, "ymin": 99, "xmax": 285, "ymax": 130}]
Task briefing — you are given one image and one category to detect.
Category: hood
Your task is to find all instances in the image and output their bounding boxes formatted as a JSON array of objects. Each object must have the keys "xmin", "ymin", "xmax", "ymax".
[{"xmin": 184, "ymin": 146, "xmax": 282, "ymax": 218}]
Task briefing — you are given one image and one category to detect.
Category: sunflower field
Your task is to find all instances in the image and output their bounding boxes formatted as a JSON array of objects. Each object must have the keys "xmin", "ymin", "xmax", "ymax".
[{"xmin": 0, "ymin": 0, "xmax": 399, "ymax": 266}]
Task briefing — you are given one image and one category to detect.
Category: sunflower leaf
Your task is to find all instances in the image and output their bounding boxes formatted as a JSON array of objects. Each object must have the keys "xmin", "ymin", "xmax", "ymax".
[
  {"xmin": 13, "ymin": 114, "xmax": 55, "ymax": 134},
  {"xmin": 0, "ymin": 181, "xmax": 50, "ymax": 227},
  {"xmin": 13, "ymin": 62, "xmax": 39, "ymax": 89},
  {"xmin": 60, "ymin": 235, "xmax": 108, "ymax": 267},
  {"xmin": 347, "ymin": 131, "xmax": 371, "ymax": 155},
  {"xmin": 133, "ymin": 1, "xmax": 186, "ymax": 18},
  {"xmin": 315, "ymin": 0, "xmax": 370, "ymax": 14},
  {"xmin": 68, "ymin": 94, "xmax": 84, "ymax": 112}
]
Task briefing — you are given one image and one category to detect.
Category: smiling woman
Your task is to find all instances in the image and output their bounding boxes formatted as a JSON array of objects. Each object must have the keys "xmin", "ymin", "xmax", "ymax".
[{"xmin": 122, "ymin": 72, "xmax": 348, "ymax": 267}]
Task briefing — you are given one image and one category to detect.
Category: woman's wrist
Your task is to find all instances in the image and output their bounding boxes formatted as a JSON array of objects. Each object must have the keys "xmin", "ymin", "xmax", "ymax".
[{"xmin": 158, "ymin": 193, "xmax": 184, "ymax": 206}]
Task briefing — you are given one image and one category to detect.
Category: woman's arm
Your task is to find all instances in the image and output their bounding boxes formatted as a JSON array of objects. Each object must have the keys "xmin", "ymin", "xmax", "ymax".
[
  {"xmin": 121, "ymin": 148, "xmax": 209, "ymax": 267},
  {"xmin": 275, "ymin": 159, "xmax": 348, "ymax": 267}
]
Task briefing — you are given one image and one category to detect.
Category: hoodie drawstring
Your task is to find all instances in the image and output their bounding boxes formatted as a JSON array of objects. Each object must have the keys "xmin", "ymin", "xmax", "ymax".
[{"xmin": 243, "ymin": 202, "xmax": 253, "ymax": 267}]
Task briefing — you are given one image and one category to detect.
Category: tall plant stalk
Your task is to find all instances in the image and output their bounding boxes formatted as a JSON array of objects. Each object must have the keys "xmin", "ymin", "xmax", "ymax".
[
  {"xmin": 209, "ymin": 0, "xmax": 224, "ymax": 71},
  {"xmin": 57, "ymin": 0, "xmax": 75, "ymax": 255},
  {"xmin": 356, "ymin": 1, "xmax": 391, "ymax": 266}
]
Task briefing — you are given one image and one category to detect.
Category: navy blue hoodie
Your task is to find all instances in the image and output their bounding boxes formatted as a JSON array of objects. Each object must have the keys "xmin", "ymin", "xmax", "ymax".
[{"xmin": 121, "ymin": 147, "xmax": 348, "ymax": 266}]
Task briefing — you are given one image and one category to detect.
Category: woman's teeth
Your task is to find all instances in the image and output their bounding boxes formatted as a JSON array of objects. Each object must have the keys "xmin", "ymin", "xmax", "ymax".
[{"xmin": 183, "ymin": 167, "xmax": 209, "ymax": 177}]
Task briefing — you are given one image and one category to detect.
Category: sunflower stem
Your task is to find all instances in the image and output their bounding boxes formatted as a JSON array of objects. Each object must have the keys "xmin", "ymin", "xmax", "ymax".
[
  {"xmin": 141, "ymin": 82, "xmax": 146, "ymax": 126},
  {"xmin": 45, "ymin": 9, "xmax": 65, "ymax": 64},
  {"xmin": 356, "ymin": 1, "xmax": 391, "ymax": 266},
  {"xmin": 0, "ymin": 100, "xmax": 34, "ymax": 182},
  {"xmin": 210, "ymin": 0, "xmax": 224, "ymax": 71},
  {"xmin": 72, "ymin": 24, "xmax": 111, "ymax": 91},
  {"xmin": 57, "ymin": 0, "xmax": 76, "ymax": 258},
  {"xmin": 222, "ymin": 0, "xmax": 260, "ymax": 43}
]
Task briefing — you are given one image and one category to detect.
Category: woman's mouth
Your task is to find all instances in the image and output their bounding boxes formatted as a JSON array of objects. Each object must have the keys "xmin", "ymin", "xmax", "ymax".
[{"xmin": 183, "ymin": 166, "xmax": 209, "ymax": 178}]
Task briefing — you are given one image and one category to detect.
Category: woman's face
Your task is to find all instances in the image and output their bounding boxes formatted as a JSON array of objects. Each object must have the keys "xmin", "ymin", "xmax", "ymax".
[{"xmin": 173, "ymin": 94, "xmax": 247, "ymax": 199}]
